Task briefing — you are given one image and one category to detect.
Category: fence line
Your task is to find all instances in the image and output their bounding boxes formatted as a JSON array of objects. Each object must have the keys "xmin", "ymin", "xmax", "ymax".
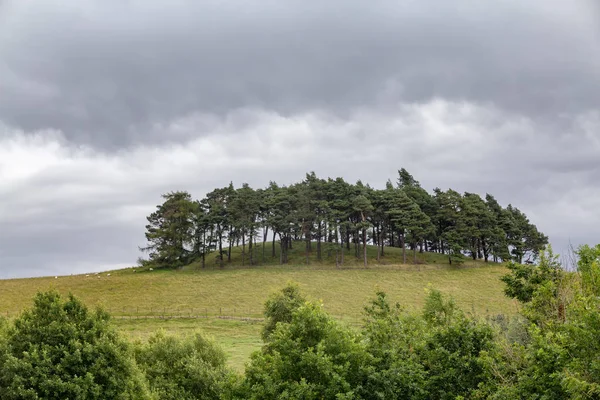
[{"xmin": 1, "ymin": 304, "xmax": 515, "ymax": 322}]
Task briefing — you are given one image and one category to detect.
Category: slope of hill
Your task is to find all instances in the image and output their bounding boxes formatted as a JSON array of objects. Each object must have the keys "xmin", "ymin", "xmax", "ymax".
[{"xmin": 0, "ymin": 242, "xmax": 514, "ymax": 371}]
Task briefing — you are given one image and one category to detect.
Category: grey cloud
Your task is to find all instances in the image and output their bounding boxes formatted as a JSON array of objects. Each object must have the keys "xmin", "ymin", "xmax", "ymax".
[
  {"xmin": 2, "ymin": 102, "xmax": 600, "ymax": 278},
  {"xmin": 1, "ymin": 0, "xmax": 598, "ymax": 148}
]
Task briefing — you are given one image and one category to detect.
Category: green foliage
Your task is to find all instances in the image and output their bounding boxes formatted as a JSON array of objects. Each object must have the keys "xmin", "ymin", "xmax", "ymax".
[
  {"xmin": 140, "ymin": 191, "xmax": 197, "ymax": 269},
  {"xmin": 135, "ymin": 331, "xmax": 234, "ymax": 400},
  {"xmin": 261, "ymin": 282, "xmax": 306, "ymax": 341},
  {"xmin": 140, "ymin": 169, "xmax": 547, "ymax": 268},
  {"xmin": 0, "ymin": 291, "xmax": 151, "ymax": 399},
  {"xmin": 241, "ymin": 301, "xmax": 366, "ymax": 399},
  {"xmin": 359, "ymin": 292, "xmax": 428, "ymax": 399},
  {"xmin": 577, "ymin": 244, "xmax": 600, "ymax": 296},
  {"xmin": 420, "ymin": 316, "xmax": 494, "ymax": 399},
  {"xmin": 422, "ymin": 287, "xmax": 458, "ymax": 326},
  {"xmin": 501, "ymin": 246, "xmax": 562, "ymax": 304},
  {"xmin": 485, "ymin": 244, "xmax": 600, "ymax": 399},
  {"xmin": 241, "ymin": 284, "xmax": 499, "ymax": 399}
]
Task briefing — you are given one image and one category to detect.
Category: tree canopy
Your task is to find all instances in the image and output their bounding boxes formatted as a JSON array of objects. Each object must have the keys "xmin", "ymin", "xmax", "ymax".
[{"xmin": 139, "ymin": 169, "xmax": 548, "ymax": 269}]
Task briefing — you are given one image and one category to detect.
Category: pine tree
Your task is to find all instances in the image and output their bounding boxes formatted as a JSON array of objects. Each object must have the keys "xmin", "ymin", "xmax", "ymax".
[{"xmin": 140, "ymin": 191, "xmax": 196, "ymax": 269}]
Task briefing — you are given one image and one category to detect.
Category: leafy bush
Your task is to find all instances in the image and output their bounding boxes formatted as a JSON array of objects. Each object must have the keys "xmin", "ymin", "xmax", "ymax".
[
  {"xmin": 0, "ymin": 290, "xmax": 151, "ymax": 399},
  {"xmin": 241, "ymin": 301, "xmax": 366, "ymax": 399},
  {"xmin": 261, "ymin": 281, "xmax": 306, "ymax": 341},
  {"xmin": 135, "ymin": 331, "xmax": 234, "ymax": 399}
]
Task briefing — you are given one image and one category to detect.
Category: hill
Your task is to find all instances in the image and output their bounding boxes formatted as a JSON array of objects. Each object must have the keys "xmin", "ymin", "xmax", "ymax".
[{"xmin": 0, "ymin": 242, "xmax": 515, "ymax": 371}]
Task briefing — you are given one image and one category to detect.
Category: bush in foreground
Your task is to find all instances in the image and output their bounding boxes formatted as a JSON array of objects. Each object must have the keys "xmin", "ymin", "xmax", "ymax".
[
  {"xmin": 0, "ymin": 290, "xmax": 151, "ymax": 399},
  {"xmin": 135, "ymin": 331, "xmax": 234, "ymax": 399}
]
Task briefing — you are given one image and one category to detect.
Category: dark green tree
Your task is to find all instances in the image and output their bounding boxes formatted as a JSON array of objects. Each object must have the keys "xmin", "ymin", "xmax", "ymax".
[
  {"xmin": 140, "ymin": 191, "xmax": 196, "ymax": 269},
  {"xmin": 135, "ymin": 332, "xmax": 233, "ymax": 400},
  {"xmin": 0, "ymin": 291, "xmax": 150, "ymax": 399}
]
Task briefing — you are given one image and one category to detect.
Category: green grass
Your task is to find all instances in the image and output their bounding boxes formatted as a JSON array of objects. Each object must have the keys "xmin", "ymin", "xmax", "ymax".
[
  {"xmin": 114, "ymin": 318, "xmax": 263, "ymax": 373},
  {"xmin": 0, "ymin": 242, "xmax": 515, "ymax": 371}
]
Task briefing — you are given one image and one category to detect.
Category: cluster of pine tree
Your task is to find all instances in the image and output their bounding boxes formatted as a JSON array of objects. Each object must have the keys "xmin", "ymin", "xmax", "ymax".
[{"xmin": 140, "ymin": 169, "xmax": 548, "ymax": 269}]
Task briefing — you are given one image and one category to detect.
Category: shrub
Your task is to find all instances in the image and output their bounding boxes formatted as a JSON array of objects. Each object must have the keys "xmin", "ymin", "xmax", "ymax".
[
  {"xmin": 0, "ymin": 290, "xmax": 151, "ymax": 399},
  {"xmin": 135, "ymin": 331, "xmax": 233, "ymax": 399}
]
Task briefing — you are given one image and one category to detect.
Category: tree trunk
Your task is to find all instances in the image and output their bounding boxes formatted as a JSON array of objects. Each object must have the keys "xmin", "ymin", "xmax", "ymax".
[
  {"xmin": 228, "ymin": 232, "xmax": 233, "ymax": 263},
  {"xmin": 262, "ymin": 226, "xmax": 268, "ymax": 264},
  {"xmin": 346, "ymin": 230, "xmax": 351, "ymax": 250},
  {"xmin": 401, "ymin": 232, "xmax": 406, "ymax": 264},
  {"xmin": 242, "ymin": 233, "xmax": 246, "ymax": 266},
  {"xmin": 279, "ymin": 234, "xmax": 284, "ymax": 265},
  {"xmin": 218, "ymin": 231, "xmax": 224, "ymax": 268},
  {"xmin": 317, "ymin": 221, "xmax": 322, "ymax": 261},
  {"xmin": 249, "ymin": 234, "xmax": 253, "ymax": 265},
  {"xmin": 376, "ymin": 227, "xmax": 381, "ymax": 262},
  {"xmin": 272, "ymin": 231, "xmax": 276, "ymax": 258},
  {"xmin": 363, "ymin": 228, "xmax": 368, "ymax": 268},
  {"xmin": 381, "ymin": 226, "xmax": 385, "ymax": 256},
  {"xmin": 305, "ymin": 227, "xmax": 310, "ymax": 265}
]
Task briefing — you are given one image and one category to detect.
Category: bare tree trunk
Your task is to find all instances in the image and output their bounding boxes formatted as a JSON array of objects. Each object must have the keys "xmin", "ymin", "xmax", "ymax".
[
  {"xmin": 363, "ymin": 228, "xmax": 368, "ymax": 268},
  {"xmin": 377, "ymin": 228, "xmax": 381, "ymax": 262},
  {"xmin": 218, "ymin": 231, "xmax": 224, "ymax": 268},
  {"xmin": 262, "ymin": 226, "xmax": 268, "ymax": 264},
  {"xmin": 249, "ymin": 234, "xmax": 253, "ymax": 265},
  {"xmin": 401, "ymin": 232, "xmax": 406, "ymax": 264},
  {"xmin": 228, "ymin": 229, "xmax": 233, "ymax": 263},
  {"xmin": 317, "ymin": 221, "xmax": 322, "ymax": 261},
  {"xmin": 242, "ymin": 233, "xmax": 246, "ymax": 266},
  {"xmin": 272, "ymin": 231, "xmax": 276, "ymax": 258},
  {"xmin": 279, "ymin": 234, "xmax": 284, "ymax": 265}
]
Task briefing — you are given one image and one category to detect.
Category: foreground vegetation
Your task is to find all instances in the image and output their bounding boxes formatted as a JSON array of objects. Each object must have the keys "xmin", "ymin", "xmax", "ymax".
[
  {"xmin": 0, "ymin": 245, "xmax": 512, "ymax": 372},
  {"xmin": 1, "ymin": 244, "xmax": 599, "ymax": 399}
]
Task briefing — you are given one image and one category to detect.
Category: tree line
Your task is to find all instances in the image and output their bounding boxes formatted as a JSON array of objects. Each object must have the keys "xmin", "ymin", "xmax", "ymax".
[
  {"xmin": 2, "ymin": 244, "xmax": 600, "ymax": 398},
  {"xmin": 140, "ymin": 168, "xmax": 548, "ymax": 269}
]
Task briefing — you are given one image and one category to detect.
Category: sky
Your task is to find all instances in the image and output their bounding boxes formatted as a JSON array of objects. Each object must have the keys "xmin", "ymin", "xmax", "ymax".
[{"xmin": 0, "ymin": 0, "xmax": 599, "ymax": 278}]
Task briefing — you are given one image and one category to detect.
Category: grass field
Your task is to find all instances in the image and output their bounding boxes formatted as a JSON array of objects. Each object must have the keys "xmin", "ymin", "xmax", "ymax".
[{"xmin": 0, "ymin": 242, "xmax": 515, "ymax": 372}]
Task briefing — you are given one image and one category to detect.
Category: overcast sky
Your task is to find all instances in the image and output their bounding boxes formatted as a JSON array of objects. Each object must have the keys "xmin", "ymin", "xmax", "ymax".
[{"xmin": 1, "ymin": 0, "xmax": 599, "ymax": 278}]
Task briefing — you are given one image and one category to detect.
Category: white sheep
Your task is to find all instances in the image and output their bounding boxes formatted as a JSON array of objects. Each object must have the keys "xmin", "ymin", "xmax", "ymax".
[{"xmin": 107, "ymin": 273, "xmax": 111, "ymax": 277}]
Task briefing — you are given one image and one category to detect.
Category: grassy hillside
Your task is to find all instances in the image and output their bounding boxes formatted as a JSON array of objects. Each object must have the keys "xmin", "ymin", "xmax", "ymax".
[{"xmin": 0, "ymin": 242, "xmax": 515, "ymax": 371}]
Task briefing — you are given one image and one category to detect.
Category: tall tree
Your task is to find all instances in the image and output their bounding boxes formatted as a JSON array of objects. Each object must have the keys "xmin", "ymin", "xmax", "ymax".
[
  {"xmin": 140, "ymin": 191, "xmax": 196, "ymax": 269},
  {"xmin": 353, "ymin": 194, "xmax": 374, "ymax": 267}
]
